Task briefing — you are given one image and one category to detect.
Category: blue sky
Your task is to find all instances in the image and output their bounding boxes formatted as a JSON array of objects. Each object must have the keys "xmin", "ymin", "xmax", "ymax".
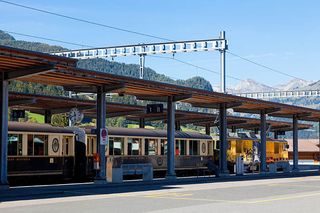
[{"xmin": 1, "ymin": 0, "xmax": 319, "ymax": 89}]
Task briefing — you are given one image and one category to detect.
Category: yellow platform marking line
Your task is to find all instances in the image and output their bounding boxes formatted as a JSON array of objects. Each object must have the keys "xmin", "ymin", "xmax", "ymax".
[
  {"xmin": 246, "ymin": 191, "xmax": 320, "ymax": 204},
  {"xmin": 138, "ymin": 191, "xmax": 320, "ymax": 205},
  {"xmin": 268, "ymin": 183, "xmax": 320, "ymax": 189},
  {"xmin": 144, "ymin": 192, "xmax": 193, "ymax": 198}
]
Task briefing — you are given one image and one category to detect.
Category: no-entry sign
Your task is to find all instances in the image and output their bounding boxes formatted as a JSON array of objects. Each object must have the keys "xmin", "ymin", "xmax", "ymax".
[{"xmin": 100, "ymin": 128, "xmax": 108, "ymax": 145}]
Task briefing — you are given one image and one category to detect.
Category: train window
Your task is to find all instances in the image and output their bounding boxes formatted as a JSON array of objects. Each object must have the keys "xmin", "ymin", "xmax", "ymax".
[
  {"xmin": 91, "ymin": 137, "xmax": 95, "ymax": 154},
  {"xmin": 236, "ymin": 141, "xmax": 242, "ymax": 154},
  {"xmin": 145, "ymin": 139, "xmax": 158, "ymax": 155},
  {"xmin": 109, "ymin": 137, "xmax": 124, "ymax": 155},
  {"xmin": 27, "ymin": 135, "xmax": 33, "ymax": 155},
  {"xmin": 8, "ymin": 134, "xmax": 22, "ymax": 156},
  {"xmin": 215, "ymin": 140, "xmax": 220, "ymax": 150},
  {"xmin": 128, "ymin": 138, "xmax": 141, "ymax": 155},
  {"xmin": 34, "ymin": 135, "xmax": 48, "ymax": 156},
  {"xmin": 189, "ymin": 140, "xmax": 199, "ymax": 155},
  {"xmin": 27, "ymin": 134, "xmax": 48, "ymax": 156},
  {"xmin": 160, "ymin": 139, "xmax": 167, "ymax": 155},
  {"xmin": 175, "ymin": 140, "xmax": 186, "ymax": 155}
]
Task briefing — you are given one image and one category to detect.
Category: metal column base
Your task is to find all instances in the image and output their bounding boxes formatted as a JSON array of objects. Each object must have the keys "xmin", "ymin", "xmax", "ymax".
[
  {"xmin": 217, "ymin": 171, "xmax": 229, "ymax": 177},
  {"xmin": 0, "ymin": 184, "xmax": 9, "ymax": 190},
  {"xmin": 94, "ymin": 179, "xmax": 108, "ymax": 184},
  {"xmin": 291, "ymin": 168, "xmax": 300, "ymax": 173},
  {"xmin": 165, "ymin": 174, "xmax": 177, "ymax": 180}
]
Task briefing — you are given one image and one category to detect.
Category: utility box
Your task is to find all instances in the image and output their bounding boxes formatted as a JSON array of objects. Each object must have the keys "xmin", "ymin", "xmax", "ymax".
[{"xmin": 235, "ymin": 156, "xmax": 244, "ymax": 175}]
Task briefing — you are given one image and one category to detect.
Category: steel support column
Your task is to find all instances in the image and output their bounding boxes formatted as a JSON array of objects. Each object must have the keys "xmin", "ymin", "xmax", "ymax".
[
  {"xmin": 166, "ymin": 96, "xmax": 176, "ymax": 179},
  {"xmin": 95, "ymin": 86, "xmax": 107, "ymax": 182},
  {"xmin": 260, "ymin": 110, "xmax": 267, "ymax": 173},
  {"xmin": 139, "ymin": 118, "xmax": 145, "ymax": 128},
  {"xmin": 292, "ymin": 114, "xmax": 299, "ymax": 172},
  {"xmin": 0, "ymin": 78, "xmax": 9, "ymax": 189},
  {"xmin": 274, "ymin": 131, "xmax": 278, "ymax": 139},
  {"xmin": 175, "ymin": 121, "xmax": 181, "ymax": 131},
  {"xmin": 44, "ymin": 110, "xmax": 52, "ymax": 124},
  {"xmin": 219, "ymin": 103, "xmax": 228, "ymax": 175},
  {"xmin": 220, "ymin": 31, "xmax": 226, "ymax": 93},
  {"xmin": 205, "ymin": 123, "xmax": 211, "ymax": 135}
]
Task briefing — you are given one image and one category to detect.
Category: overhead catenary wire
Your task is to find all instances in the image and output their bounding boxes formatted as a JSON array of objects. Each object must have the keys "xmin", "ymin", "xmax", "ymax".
[
  {"xmin": 0, "ymin": 0, "xmax": 173, "ymax": 42},
  {"xmin": 1, "ymin": 0, "xmax": 308, "ymax": 84},
  {"xmin": 148, "ymin": 55, "xmax": 243, "ymax": 82},
  {"xmin": 226, "ymin": 50, "xmax": 305, "ymax": 81},
  {"xmin": 2, "ymin": 30, "xmax": 94, "ymax": 48}
]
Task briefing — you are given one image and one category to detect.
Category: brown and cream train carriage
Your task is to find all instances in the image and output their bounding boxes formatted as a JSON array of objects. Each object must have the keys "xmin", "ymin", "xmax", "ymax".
[
  {"xmin": 7, "ymin": 122, "xmax": 84, "ymax": 184},
  {"xmin": 85, "ymin": 127, "xmax": 214, "ymax": 177}
]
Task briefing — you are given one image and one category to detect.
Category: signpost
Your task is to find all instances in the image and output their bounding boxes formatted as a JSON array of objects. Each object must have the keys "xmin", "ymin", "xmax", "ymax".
[{"xmin": 100, "ymin": 128, "xmax": 108, "ymax": 145}]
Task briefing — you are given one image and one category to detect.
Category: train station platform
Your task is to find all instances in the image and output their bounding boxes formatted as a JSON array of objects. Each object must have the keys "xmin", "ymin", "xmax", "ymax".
[{"xmin": 1, "ymin": 170, "xmax": 319, "ymax": 203}]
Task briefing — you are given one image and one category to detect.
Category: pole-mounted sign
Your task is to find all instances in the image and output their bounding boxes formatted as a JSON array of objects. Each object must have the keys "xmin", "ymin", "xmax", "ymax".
[{"xmin": 100, "ymin": 128, "xmax": 108, "ymax": 145}]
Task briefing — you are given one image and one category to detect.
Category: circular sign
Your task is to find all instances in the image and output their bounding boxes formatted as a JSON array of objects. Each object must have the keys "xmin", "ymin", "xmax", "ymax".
[
  {"xmin": 157, "ymin": 157, "xmax": 163, "ymax": 166},
  {"xmin": 52, "ymin": 138, "xmax": 59, "ymax": 153}
]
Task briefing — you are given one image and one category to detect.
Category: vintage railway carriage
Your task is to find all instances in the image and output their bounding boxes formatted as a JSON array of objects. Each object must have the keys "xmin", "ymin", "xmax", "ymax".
[
  {"xmin": 7, "ymin": 122, "xmax": 85, "ymax": 182},
  {"xmin": 85, "ymin": 128, "xmax": 214, "ymax": 176},
  {"xmin": 212, "ymin": 133, "xmax": 289, "ymax": 172}
]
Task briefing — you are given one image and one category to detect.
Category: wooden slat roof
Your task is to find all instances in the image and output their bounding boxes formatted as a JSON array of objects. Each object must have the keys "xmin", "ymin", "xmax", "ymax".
[
  {"xmin": 0, "ymin": 46, "xmax": 77, "ymax": 79},
  {"xmin": 1, "ymin": 45, "xmax": 320, "ymax": 122},
  {"xmin": 9, "ymin": 92, "xmax": 311, "ymax": 131}
]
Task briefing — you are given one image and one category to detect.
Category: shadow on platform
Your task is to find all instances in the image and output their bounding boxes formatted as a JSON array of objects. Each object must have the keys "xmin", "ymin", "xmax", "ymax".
[{"xmin": 1, "ymin": 170, "xmax": 319, "ymax": 203}]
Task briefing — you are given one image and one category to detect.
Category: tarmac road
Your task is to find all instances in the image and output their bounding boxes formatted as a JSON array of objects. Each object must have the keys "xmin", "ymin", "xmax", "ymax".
[{"xmin": 1, "ymin": 175, "xmax": 320, "ymax": 213}]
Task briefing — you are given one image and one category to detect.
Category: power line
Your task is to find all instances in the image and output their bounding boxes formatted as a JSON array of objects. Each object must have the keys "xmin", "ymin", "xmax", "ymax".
[
  {"xmin": 1, "ymin": 1, "xmax": 307, "ymax": 84},
  {"xmin": 2, "ymin": 30, "xmax": 94, "ymax": 48},
  {"xmin": 0, "ymin": 0, "xmax": 173, "ymax": 42},
  {"xmin": 148, "ymin": 55, "xmax": 243, "ymax": 81},
  {"xmin": 226, "ymin": 50, "xmax": 306, "ymax": 81}
]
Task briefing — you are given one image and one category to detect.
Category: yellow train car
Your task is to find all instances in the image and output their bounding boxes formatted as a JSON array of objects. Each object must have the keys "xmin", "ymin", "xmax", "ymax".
[{"xmin": 213, "ymin": 133, "xmax": 289, "ymax": 172}]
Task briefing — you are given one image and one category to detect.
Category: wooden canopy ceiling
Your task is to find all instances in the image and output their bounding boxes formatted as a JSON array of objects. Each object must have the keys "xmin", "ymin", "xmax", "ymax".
[
  {"xmin": 0, "ymin": 45, "xmax": 76, "ymax": 80},
  {"xmin": 9, "ymin": 92, "xmax": 311, "ymax": 131},
  {"xmin": 1, "ymin": 45, "xmax": 320, "ymax": 122}
]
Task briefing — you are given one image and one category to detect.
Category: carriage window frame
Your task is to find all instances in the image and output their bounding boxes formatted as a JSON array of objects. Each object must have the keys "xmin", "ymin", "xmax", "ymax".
[
  {"xmin": 127, "ymin": 138, "xmax": 141, "ymax": 155},
  {"xmin": 27, "ymin": 134, "xmax": 49, "ymax": 156},
  {"xmin": 8, "ymin": 134, "xmax": 23, "ymax": 156},
  {"xmin": 189, "ymin": 140, "xmax": 199, "ymax": 155},
  {"xmin": 160, "ymin": 139, "xmax": 167, "ymax": 155},
  {"xmin": 109, "ymin": 137, "xmax": 124, "ymax": 156},
  {"xmin": 145, "ymin": 138, "xmax": 158, "ymax": 155},
  {"xmin": 175, "ymin": 140, "xmax": 187, "ymax": 155}
]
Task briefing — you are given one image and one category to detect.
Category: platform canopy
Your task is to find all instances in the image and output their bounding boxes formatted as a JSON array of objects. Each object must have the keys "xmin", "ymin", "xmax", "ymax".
[
  {"xmin": 2, "ymin": 45, "xmax": 320, "ymax": 122},
  {"xmin": 0, "ymin": 45, "xmax": 77, "ymax": 80},
  {"xmin": 8, "ymin": 92, "xmax": 311, "ymax": 132}
]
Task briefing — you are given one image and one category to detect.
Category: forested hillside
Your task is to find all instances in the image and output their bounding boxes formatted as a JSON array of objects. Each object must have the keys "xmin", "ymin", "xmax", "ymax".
[{"xmin": 0, "ymin": 30, "xmax": 213, "ymax": 95}]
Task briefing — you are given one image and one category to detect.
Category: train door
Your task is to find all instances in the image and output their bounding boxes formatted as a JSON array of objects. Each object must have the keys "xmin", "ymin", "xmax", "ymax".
[
  {"xmin": 62, "ymin": 136, "xmax": 75, "ymax": 177},
  {"xmin": 74, "ymin": 130, "xmax": 87, "ymax": 179}
]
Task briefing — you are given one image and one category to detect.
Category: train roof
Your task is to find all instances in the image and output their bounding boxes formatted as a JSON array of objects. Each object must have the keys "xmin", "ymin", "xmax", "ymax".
[
  {"xmin": 8, "ymin": 122, "xmax": 74, "ymax": 134},
  {"xmin": 85, "ymin": 127, "xmax": 212, "ymax": 140}
]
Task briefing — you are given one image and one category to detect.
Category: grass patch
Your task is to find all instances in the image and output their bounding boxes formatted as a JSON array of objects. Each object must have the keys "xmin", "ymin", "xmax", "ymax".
[{"xmin": 27, "ymin": 112, "xmax": 44, "ymax": 123}]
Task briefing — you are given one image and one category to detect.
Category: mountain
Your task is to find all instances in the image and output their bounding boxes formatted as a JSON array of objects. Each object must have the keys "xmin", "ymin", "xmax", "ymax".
[
  {"xmin": 230, "ymin": 79, "xmax": 274, "ymax": 93},
  {"xmin": 275, "ymin": 79, "xmax": 312, "ymax": 91},
  {"xmin": 0, "ymin": 30, "xmax": 213, "ymax": 93},
  {"xmin": 300, "ymin": 80, "xmax": 320, "ymax": 90}
]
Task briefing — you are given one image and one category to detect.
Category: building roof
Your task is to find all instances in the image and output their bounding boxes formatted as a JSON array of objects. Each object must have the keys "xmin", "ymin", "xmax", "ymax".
[{"xmin": 287, "ymin": 139, "xmax": 320, "ymax": 152}]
